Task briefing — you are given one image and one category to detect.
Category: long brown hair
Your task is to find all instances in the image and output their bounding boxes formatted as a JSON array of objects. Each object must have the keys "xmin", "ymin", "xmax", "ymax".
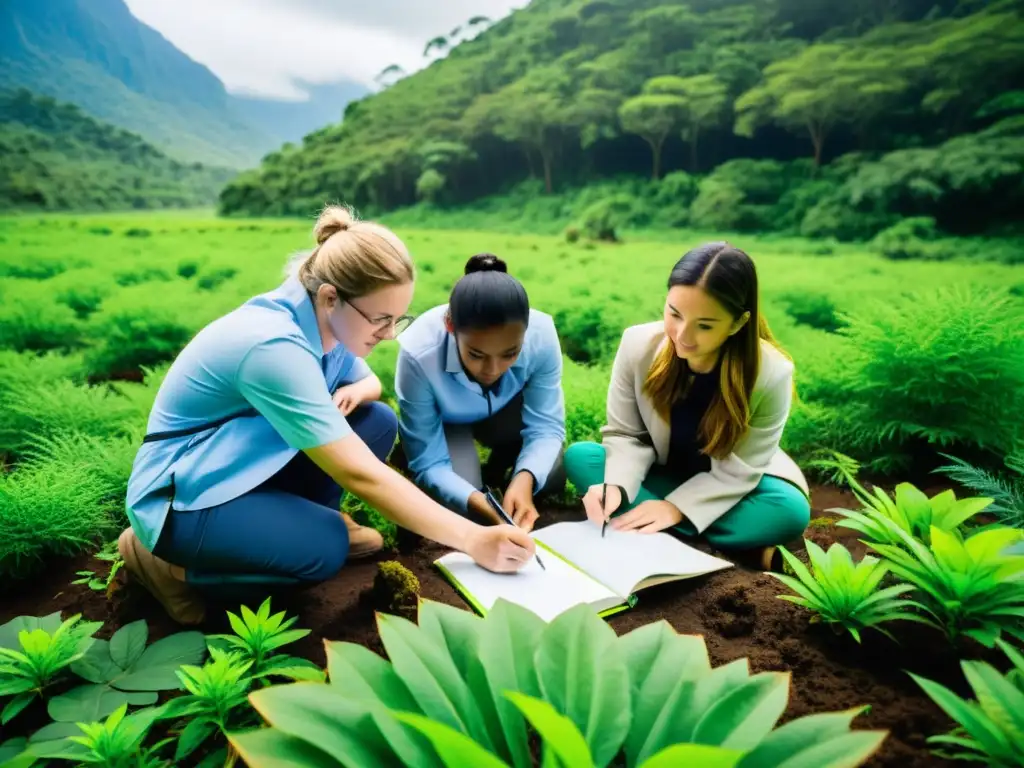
[{"xmin": 642, "ymin": 242, "xmax": 791, "ymax": 460}]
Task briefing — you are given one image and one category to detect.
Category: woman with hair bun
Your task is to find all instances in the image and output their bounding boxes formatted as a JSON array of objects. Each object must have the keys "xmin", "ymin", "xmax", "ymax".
[
  {"xmin": 394, "ymin": 253, "xmax": 567, "ymax": 532},
  {"xmin": 120, "ymin": 208, "xmax": 538, "ymax": 626}
]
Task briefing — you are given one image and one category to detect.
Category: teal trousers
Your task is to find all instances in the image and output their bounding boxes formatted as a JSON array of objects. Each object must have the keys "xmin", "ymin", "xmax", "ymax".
[{"xmin": 564, "ymin": 441, "xmax": 810, "ymax": 550}]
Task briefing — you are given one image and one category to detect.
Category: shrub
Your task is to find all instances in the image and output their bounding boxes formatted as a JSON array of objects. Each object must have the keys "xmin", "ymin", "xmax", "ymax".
[
  {"xmin": 229, "ymin": 599, "xmax": 887, "ymax": 767},
  {"xmin": 372, "ymin": 561, "xmax": 421, "ymax": 616},
  {"xmin": 197, "ymin": 266, "xmax": 238, "ymax": 291},
  {"xmin": 113, "ymin": 266, "xmax": 173, "ymax": 287},
  {"xmin": 123, "ymin": 228, "xmax": 152, "ymax": 238},
  {"xmin": 834, "ymin": 286, "xmax": 1024, "ymax": 469},
  {"xmin": 416, "ymin": 169, "xmax": 446, "ymax": 204},
  {"xmin": 564, "ymin": 225, "xmax": 581, "ymax": 243},
  {"xmin": 934, "ymin": 451, "xmax": 1024, "ymax": 529},
  {"xmin": 562, "ymin": 358, "xmax": 610, "ymax": 445},
  {"xmin": 0, "ymin": 292, "xmax": 85, "ymax": 353},
  {"xmin": 553, "ymin": 305, "xmax": 620, "ymax": 365},
  {"xmin": 0, "ymin": 255, "xmax": 67, "ymax": 280},
  {"xmin": 778, "ymin": 291, "xmax": 846, "ymax": 333},
  {"xmin": 576, "ymin": 196, "xmax": 633, "ymax": 242},
  {"xmin": 86, "ymin": 302, "xmax": 196, "ymax": 378},
  {"xmin": 177, "ymin": 260, "xmax": 200, "ymax": 279},
  {"xmin": 0, "ymin": 460, "xmax": 123, "ymax": 578},
  {"xmin": 870, "ymin": 218, "xmax": 957, "ymax": 261}
]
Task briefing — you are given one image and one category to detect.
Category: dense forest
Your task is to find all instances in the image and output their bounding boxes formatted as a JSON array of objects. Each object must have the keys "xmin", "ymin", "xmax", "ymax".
[
  {"xmin": 0, "ymin": 89, "xmax": 236, "ymax": 211},
  {"xmin": 219, "ymin": 0, "xmax": 1024, "ymax": 241}
]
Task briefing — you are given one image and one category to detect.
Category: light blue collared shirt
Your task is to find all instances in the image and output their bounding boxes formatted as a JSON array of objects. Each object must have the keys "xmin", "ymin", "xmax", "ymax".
[
  {"xmin": 394, "ymin": 304, "xmax": 566, "ymax": 512},
  {"xmin": 125, "ymin": 276, "xmax": 370, "ymax": 551}
]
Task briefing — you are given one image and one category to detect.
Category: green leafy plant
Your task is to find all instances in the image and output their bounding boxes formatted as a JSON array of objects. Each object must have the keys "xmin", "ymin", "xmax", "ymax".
[
  {"xmin": 0, "ymin": 614, "xmax": 102, "ymax": 725},
  {"xmin": 206, "ymin": 598, "xmax": 322, "ymax": 684},
  {"xmin": 909, "ymin": 638, "xmax": 1024, "ymax": 766},
  {"xmin": 72, "ymin": 540, "xmax": 125, "ymax": 597},
  {"xmin": 935, "ymin": 451, "xmax": 1024, "ymax": 530},
  {"xmin": 227, "ymin": 599, "xmax": 887, "ymax": 767},
  {"xmin": 41, "ymin": 619, "xmax": 207, "ymax": 731},
  {"xmin": 867, "ymin": 520, "xmax": 1024, "ymax": 647},
  {"xmin": 64, "ymin": 703, "xmax": 171, "ymax": 768},
  {"xmin": 833, "ymin": 481, "xmax": 992, "ymax": 548},
  {"xmin": 769, "ymin": 541, "xmax": 925, "ymax": 642},
  {"xmin": 157, "ymin": 646, "xmax": 256, "ymax": 765}
]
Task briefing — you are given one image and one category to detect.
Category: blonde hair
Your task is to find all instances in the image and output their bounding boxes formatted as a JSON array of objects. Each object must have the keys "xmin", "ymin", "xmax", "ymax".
[
  {"xmin": 289, "ymin": 204, "xmax": 414, "ymax": 299},
  {"xmin": 641, "ymin": 243, "xmax": 793, "ymax": 460}
]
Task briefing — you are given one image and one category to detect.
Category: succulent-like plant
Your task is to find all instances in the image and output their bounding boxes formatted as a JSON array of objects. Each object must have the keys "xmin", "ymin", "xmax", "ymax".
[{"xmin": 769, "ymin": 540, "xmax": 926, "ymax": 642}]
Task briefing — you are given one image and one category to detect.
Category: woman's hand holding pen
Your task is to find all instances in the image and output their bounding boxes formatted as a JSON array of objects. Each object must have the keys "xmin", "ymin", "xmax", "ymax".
[{"xmin": 582, "ymin": 483, "xmax": 622, "ymax": 527}]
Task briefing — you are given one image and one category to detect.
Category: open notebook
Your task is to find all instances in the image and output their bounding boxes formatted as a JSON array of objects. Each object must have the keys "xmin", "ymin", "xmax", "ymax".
[{"xmin": 434, "ymin": 520, "xmax": 733, "ymax": 622}]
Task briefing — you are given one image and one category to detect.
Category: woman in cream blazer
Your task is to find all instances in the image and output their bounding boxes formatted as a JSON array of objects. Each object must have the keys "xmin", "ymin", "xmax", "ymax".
[{"xmin": 564, "ymin": 242, "xmax": 810, "ymax": 566}]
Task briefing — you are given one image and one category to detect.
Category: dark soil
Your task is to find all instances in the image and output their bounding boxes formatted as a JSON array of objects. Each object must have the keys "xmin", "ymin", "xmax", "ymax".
[{"xmin": 0, "ymin": 480, "xmax": 998, "ymax": 767}]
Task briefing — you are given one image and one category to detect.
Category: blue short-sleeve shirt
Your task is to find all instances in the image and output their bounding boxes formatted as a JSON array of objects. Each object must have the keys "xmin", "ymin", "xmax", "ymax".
[{"xmin": 125, "ymin": 275, "xmax": 369, "ymax": 551}]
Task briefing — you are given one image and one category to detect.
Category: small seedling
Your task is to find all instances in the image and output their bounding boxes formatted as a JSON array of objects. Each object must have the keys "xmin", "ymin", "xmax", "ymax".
[{"xmin": 71, "ymin": 540, "xmax": 124, "ymax": 598}]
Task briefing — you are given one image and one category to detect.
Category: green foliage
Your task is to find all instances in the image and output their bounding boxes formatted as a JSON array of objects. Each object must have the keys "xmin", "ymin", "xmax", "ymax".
[
  {"xmin": 575, "ymin": 195, "xmax": 634, "ymax": 241},
  {"xmin": 206, "ymin": 598, "xmax": 321, "ymax": 684},
  {"xmin": 833, "ymin": 482, "xmax": 994, "ymax": 548},
  {"xmin": 867, "ymin": 522, "xmax": 1024, "ymax": 648},
  {"xmin": 820, "ymin": 286, "xmax": 1024, "ymax": 471},
  {"xmin": 71, "ymin": 540, "xmax": 125, "ymax": 597},
  {"xmin": 0, "ymin": 614, "xmax": 103, "ymax": 725},
  {"xmin": 227, "ymin": 599, "xmax": 887, "ymax": 767},
  {"xmin": 158, "ymin": 647, "xmax": 256, "ymax": 763},
  {"xmin": 778, "ymin": 291, "xmax": 846, "ymax": 333},
  {"xmin": 770, "ymin": 541, "xmax": 924, "ymax": 643},
  {"xmin": 44, "ymin": 620, "xmax": 207, "ymax": 728},
  {"xmin": 62, "ymin": 703, "xmax": 171, "ymax": 768},
  {"xmin": 909, "ymin": 639, "xmax": 1024, "ymax": 766},
  {"xmin": 0, "ymin": 89, "xmax": 235, "ymax": 212},
  {"xmin": 935, "ymin": 451, "xmax": 1024, "ymax": 529}
]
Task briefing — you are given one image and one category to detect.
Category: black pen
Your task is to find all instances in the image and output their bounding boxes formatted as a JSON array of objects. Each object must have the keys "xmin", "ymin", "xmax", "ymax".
[
  {"xmin": 600, "ymin": 483, "xmax": 609, "ymax": 538},
  {"xmin": 485, "ymin": 488, "xmax": 546, "ymax": 570}
]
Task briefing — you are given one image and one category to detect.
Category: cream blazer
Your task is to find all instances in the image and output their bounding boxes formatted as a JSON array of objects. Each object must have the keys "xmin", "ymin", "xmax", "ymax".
[{"xmin": 601, "ymin": 321, "xmax": 809, "ymax": 534}]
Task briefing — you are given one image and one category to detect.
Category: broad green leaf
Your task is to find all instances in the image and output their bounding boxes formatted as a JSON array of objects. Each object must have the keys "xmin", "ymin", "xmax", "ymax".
[
  {"xmin": 641, "ymin": 743, "xmax": 745, "ymax": 767},
  {"xmin": 113, "ymin": 631, "xmax": 207, "ymax": 690},
  {"xmin": 961, "ymin": 662, "xmax": 1024, "ymax": 744},
  {"xmin": 109, "ymin": 621, "xmax": 148, "ymax": 670},
  {"xmin": 476, "ymin": 600, "xmax": 546, "ymax": 768},
  {"xmin": 28, "ymin": 722, "xmax": 83, "ymax": 743},
  {"xmin": 505, "ymin": 691, "xmax": 593, "ymax": 768},
  {"xmin": 249, "ymin": 682, "xmax": 429, "ymax": 768},
  {"xmin": 47, "ymin": 683, "xmax": 157, "ymax": 723},
  {"xmin": 378, "ymin": 613, "xmax": 484, "ymax": 738},
  {"xmin": 416, "ymin": 601, "xmax": 497, "ymax": 753},
  {"xmin": 738, "ymin": 707, "xmax": 871, "ymax": 768},
  {"xmin": 0, "ymin": 737, "xmax": 30, "ymax": 765},
  {"xmin": 638, "ymin": 659, "xmax": 750, "ymax": 763},
  {"xmin": 322, "ymin": 643, "xmax": 435, "ymax": 767},
  {"xmin": 535, "ymin": 603, "xmax": 630, "ymax": 768},
  {"xmin": 0, "ymin": 614, "xmax": 63, "ymax": 651},
  {"xmin": 229, "ymin": 727, "xmax": 346, "ymax": 768},
  {"xmin": 394, "ymin": 711, "xmax": 510, "ymax": 768},
  {"xmin": 772, "ymin": 731, "xmax": 888, "ymax": 767},
  {"xmin": 692, "ymin": 673, "xmax": 790, "ymax": 751},
  {"xmin": 70, "ymin": 640, "xmax": 121, "ymax": 684},
  {"xmin": 621, "ymin": 625, "xmax": 711, "ymax": 765},
  {"xmin": 910, "ymin": 672, "xmax": 1012, "ymax": 757}
]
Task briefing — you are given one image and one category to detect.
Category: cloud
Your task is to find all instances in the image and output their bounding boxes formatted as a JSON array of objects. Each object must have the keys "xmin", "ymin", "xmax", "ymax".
[{"xmin": 123, "ymin": 0, "xmax": 522, "ymax": 101}]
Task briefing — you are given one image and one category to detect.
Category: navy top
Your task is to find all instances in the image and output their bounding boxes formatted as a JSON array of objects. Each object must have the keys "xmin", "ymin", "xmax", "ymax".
[{"xmin": 666, "ymin": 361, "xmax": 721, "ymax": 480}]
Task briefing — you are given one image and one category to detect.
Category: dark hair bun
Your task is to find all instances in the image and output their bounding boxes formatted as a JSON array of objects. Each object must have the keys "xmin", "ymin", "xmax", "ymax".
[{"xmin": 465, "ymin": 253, "xmax": 507, "ymax": 274}]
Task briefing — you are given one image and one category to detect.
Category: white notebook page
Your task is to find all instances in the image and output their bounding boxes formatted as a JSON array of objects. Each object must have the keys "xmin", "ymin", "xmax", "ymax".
[
  {"xmin": 436, "ymin": 547, "xmax": 622, "ymax": 622},
  {"xmin": 532, "ymin": 521, "xmax": 733, "ymax": 599}
]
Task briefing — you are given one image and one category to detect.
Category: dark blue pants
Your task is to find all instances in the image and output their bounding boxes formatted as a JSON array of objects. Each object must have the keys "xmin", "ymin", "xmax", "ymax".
[{"xmin": 153, "ymin": 402, "xmax": 397, "ymax": 594}]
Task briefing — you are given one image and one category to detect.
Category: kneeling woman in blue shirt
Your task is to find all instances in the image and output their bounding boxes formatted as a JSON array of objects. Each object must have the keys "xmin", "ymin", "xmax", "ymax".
[
  {"xmin": 565, "ymin": 242, "xmax": 811, "ymax": 569},
  {"xmin": 394, "ymin": 254, "xmax": 566, "ymax": 532},
  {"xmin": 120, "ymin": 207, "xmax": 537, "ymax": 625}
]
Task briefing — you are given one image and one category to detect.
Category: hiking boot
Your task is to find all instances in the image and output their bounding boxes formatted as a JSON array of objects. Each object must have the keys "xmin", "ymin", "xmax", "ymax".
[
  {"xmin": 342, "ymin": 513, "xmax": 384, "ymax": 558},
  {"xmin": 117, "ymin": 528, "xmax": 206, "ymax": 625}
]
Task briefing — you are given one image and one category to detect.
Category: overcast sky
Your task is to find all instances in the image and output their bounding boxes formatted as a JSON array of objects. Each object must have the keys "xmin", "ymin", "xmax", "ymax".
[{"xmin": 123, "ymin": 0, "xmax": 524, "ymax": 101}]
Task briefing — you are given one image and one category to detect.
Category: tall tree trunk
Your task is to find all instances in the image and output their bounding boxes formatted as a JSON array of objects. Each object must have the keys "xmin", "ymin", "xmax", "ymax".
[
  {"xmin": 521, "ymin": 144, "xmax": 536, "ymax": 178},
  {"xmin": 808, "ymin": 121, "xmax": 826, "ymax": 172},
  {"xmin": 646, "ymin": 135, "xmax": 664, "ymax": 180},
  {"xmin": 541, "ymin": 146, "xmax": 553, "ymax": 194}
]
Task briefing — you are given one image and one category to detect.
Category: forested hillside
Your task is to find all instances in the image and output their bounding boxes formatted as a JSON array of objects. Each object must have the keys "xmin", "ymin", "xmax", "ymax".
[
  {"xmin": 220, "ymin": 0, "xmax": 1024, "ymax": 241},
  {"xmin": 0, "ymin": 89, "xmax": 235, "ymax": 211}
]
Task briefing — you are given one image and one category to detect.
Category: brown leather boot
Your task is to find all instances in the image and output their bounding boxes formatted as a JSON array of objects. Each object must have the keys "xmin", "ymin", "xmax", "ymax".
[
  {"xmin": 342, "ymin": 513, "xmax": 384, "ymax": 559},
  {"xmin": 117, "ymin": 528, "xmax": 206, "ymax": 625}
]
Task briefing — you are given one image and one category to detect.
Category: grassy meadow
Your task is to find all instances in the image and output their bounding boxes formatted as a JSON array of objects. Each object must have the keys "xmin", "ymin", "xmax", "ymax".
[{"xmin": 2, "ymin": 210, "xmax": 1023, "ymax": 578}]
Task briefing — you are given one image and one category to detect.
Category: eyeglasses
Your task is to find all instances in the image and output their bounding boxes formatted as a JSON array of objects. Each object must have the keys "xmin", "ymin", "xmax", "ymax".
[{"xmin": 345, "ymin": 299, "xmax": 415, "ymax": 337}]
